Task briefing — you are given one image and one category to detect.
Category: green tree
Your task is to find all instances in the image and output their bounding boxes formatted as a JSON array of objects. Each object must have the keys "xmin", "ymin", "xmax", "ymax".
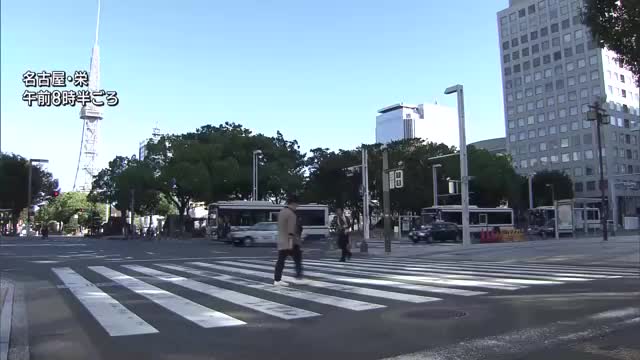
[
  {"xmin": 531, "ymin": 170, "xmax": 575, "ymax": 206},
  {"xmin": 0, "ymin": 153, "xmax": 55, "ymax": 233},
  {"xmin": 583, "ymin": 0, "xmax": 640, "ymax": 86}
]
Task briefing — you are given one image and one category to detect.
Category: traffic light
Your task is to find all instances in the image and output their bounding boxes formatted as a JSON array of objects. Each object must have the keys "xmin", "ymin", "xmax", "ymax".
[{"xmin": 52, "ymin": 190, "xmax": 60, "ymax": 198}]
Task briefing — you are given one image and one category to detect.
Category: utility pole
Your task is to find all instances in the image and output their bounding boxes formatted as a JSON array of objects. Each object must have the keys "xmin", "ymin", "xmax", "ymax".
[
  {"xmin": 252, "ymin": 150, "xmax": 262, "ymax": 201},
  {"xmin": 382, "ymin": 148, "xmax": 391, "ymax": 253},
  {"xmin": 130, "ymin": 189, "xmax": 135, "ymax": 238},
  {"xmin": 587, "ymin": 98, "xmax": 609, "ymax": 241},
  {"xmin": 528, "ymin": 174, "xmax": 534, "ymax": 210},
  {"xmin": 26, "ymin": 159, "xmax": 49, "ymax": 238},
  {"xmin": 361, "ymin": 147, "xmax": 370, "ymax": 252},
  {"xmin": 432, "ymin": 164, "xmax": 441, "ymax": 208}
]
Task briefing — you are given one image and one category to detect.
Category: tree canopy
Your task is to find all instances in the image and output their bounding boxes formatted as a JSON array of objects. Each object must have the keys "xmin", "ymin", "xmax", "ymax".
[{"xmin": 583, "ymin": 0, "xmax": 640, "ymax": 86}]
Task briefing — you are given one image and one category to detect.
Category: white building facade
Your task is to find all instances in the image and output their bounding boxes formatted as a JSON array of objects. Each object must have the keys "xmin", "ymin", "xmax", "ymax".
[
  {"xmin": 498, "ymin": 0, "xmax": 640, "ymax": 224},
  {"xmin": 375, "ymin": 103, "xmax": 460, "ymax": 147}
]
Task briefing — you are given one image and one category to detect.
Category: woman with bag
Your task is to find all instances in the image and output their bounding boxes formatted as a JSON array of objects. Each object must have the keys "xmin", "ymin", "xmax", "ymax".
[{"xmin": 335, "ymin": 207, "xmax": 352, "ymax": 262}]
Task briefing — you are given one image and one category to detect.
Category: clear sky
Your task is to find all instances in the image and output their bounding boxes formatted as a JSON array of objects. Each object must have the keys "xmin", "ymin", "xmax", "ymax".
[{"xmin": 1, "ymin": 0, "xmax": 509, "ymax": 191}]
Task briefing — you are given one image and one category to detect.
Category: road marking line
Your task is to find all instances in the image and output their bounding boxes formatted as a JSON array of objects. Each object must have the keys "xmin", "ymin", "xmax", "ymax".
[
  {"xmin": 124, "ymin": 265, "xmax": 319, "ymax": 320},
  {"xmin": 156, "ymin": 264, "xmax": 385, "ymax": 311},
  {"xmin": 353, "ymin": 258, "xmax": 626, "ymax": 279},
  {"xmin": 212, "ymin": 261, "xmax": 441, "ymax": 301},
  {"xmin": 344, "ymin": 258, "xmax": 592, "ymax": 282},
  {"xmin": 320, "ymin": 259, "xmax": 568, "ymax": 285},
  {"xmin": 190, "ymin": 262, "xmax": 436, "ymax": 303},
  {"xmin": 240, "ymin": 260, "xmax": 502, "ymax": 293},
  {"xmin": 52, "ymin": 267, "xmax": 158, "ymax": 336},
  {"xmin": 89, "ymin": 266, "xmax": 245, "ymax": 328},
  {"xmin": 372, "ymin": 258, "xmax": 638, "ymax": 276},
  {"xmin": 305, "ymin": 259, "xmax": 555, "ymax": 287}
]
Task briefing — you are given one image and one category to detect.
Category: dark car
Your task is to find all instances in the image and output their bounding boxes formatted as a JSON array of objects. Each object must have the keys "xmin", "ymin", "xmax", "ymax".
[
  {"xmin": 409, "ymin": 222, "xmax": 461, "ymax": 243},
  {"xmin": 527, "ymin": 219, "xmax": 555, "ymax": 238}
]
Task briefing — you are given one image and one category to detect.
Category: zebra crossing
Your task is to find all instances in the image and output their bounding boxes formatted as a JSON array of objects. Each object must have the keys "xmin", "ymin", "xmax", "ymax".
[{"xmin": 51, "ymin": 257, "xmax": 639, "ymax": 337}]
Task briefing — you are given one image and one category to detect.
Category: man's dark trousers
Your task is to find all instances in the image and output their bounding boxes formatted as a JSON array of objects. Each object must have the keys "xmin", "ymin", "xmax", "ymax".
[{"xmin": 274, "ymin": 245, "xmax": 303, "ymax": 281}]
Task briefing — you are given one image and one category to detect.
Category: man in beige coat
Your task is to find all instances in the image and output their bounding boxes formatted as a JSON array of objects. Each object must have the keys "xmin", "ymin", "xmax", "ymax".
[{"xmin": 273, "ymin": 194, "xmax": 303, "ymax": 286}]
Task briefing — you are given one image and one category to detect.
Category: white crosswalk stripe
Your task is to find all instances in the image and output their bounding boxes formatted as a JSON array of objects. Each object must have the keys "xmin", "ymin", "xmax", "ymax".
[
  {"xmin": 123, "ymin": 265, "xmax": 320, "ymax": 320},
  {"xmin": 50, "ymin": 257, "xmax": 636, "ymax": 338},
  {"xmin": 89, "ymin": 266, "xmax": 246, "ymax": 328}
]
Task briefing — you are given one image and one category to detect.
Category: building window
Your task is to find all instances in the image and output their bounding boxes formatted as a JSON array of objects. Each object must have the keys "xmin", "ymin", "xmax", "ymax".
[
  {"xmin": 564, "ymin": 47, "xmax": 573, "ymax": 57},
  {"xmin": 529, "ymin": 4, "xmax": 536, "ymax": 14},
  {"xmin": 504, "ymin": 67, "xmax": 512, "ymax": 76},
  {"xmin": 620, "ymin": 74, "xmax": 626, "ymax": 83},
  {"xmin": 574, "ymin": 167, "xmax": 583, "ymax": 176},
  {"xmin": 562, "ymin": 153, "xmax": 570, "ymax": 162},
  {"xmin": 585, "ymin": 167, "xmax": 594, "ymax": 176},
  {"xmin": 561, "ymin": 138, "xmax": 569, "ymax": 147},
  {"xmin": 592, "ymin": 86, "xmax": 601, "ymax": 95},
  {"xmin": 561, "ymin": 18, "xmax": 570, "ymax": 29},
  {"xmin": 520, "ymin": 160, "xmax": 528, "ymax": 169},
  {"xmin": 533, "ymin": 57, "xmax": 541, "ymax": 67},
  {"xmin": 519, "ymin": 132, "xmax": 526, "ymax": 140},
  {"xmin": 581, "ymin": 88, "xmax": 589, "ymax": 98},
  {"xmin": 556, "ymin": 79, "xmax": 565, "ymax": 89},
  {"xmin": 591, "ymin": 70, "xmax": 600, "ymax": 80},
  {"xmin": 622, "ymin": 89, "xmax": 627, "ymax": 98},
  {"xmin": 554, "ymin": 51, "xmax": 562, "ymax": 61},
  {"xmin": 547, "ymin": 96, "xmax": 555, "ymax": 106},
  {"xmin": 563, "ymin": 33, "xmax": 571, "ymax": 43},
  {"xmin": 538, "ymin": 114, "xmax": 545, "ymax": 123},
  {"xmin": 570, "ymin": 106, "xmax": 578, "ymax": 116},
  {"xmin": 512, "ymin": 38, "xmax": 519, "ymax": 47},
  {"xmin": 549, "ymin": 125, "xmax": 557, "ymax": 134},
  {"xmin": 575, "ymin": 29, "xmax": 583, "ymax": 39},
  {"xmin": 518, "ymin": 118, "xmax": 525, "ymax": 126},
  {"xmin": 558, "ymin": 94, "xmax": 567, "ymax": 104},
  {"xmin": 510, "ymin": 134, "xmax": 517, "ymax": 142},
  {"xmin": 573, "ymin": 151, "xmax": 581, "ymax": 161},
  {"xmin": 579, "ymin": 73, "xmax": 587, "ymax": 82},
  {"xmin": 527, "ymin": 102, "xmax": 534, "ymax": 110},
  {"xmin": 529, "ymin": 130, "xmax": 536, "ymax": 138},
  {"xmin": 575, "ymin": 43, "xmax": 585, "ymax": 54},
  {"xmin": 541, "ymin": 26, "xmax": 548, "ymax": 36},
  {"xmin": 575, "ymin": 182, "xmax": 583, "ymax": 192},
  {"xmin": 571, "ymin": 121, "xmax": 579, "ymax": 130},
  {"xmin": 568, "ymin": 91, "xmax": 577, "ymax": 101},
  {"xmin": 589, "ymin": 55, "xmax": 598, "ymax": 65},
  {"xmin": 504, "ymin": 54, "xmax": 511, "ymax": 63},
  {"xmin": 537, "ymin": 99, "xmax": 544, "ymax": 109},
  {"xmin": 583, "ymin": 120, "xmax": 591, "ymax": 129},
  {"xmin": 519, "ymin": 8, "xmax": 526, "ymax": 17},
  {"xmin": 551, "ymin": 23, "xmax": 559, "ymax": 33},
  {"xmin": 586, "ymin": 181, "xmax": 596, "ymax": 191},
  {"xmin": 528, "ymin": 115, "xmax": 535, "ymax": 125},
  {"xmin": 567, "ymin": 62, "xmax": 575, "ymax": 71},
  {"xmin": 552, "ymin": 37, "xmax": 561, "ymax": 47},
  {"xmin": 543, "ymin": 54, "xmax": 551, "ymax": 64},
  {"xmin": 532, "ymin": 44, "xmax": 540, "ymax": 54},
  {"xmin": 517, "ymin": 104, "xmax": 525, "ymax": 113},
  {"xmin": 548, "ymin": 111, "xmax": 556, "ymax": 121},
  {"xmin": 578, "ymin": 59, "xmax": 586, "ymax": 68},
  {"xmin": 551, "ymin": 155, "xmax": 559, "ymax": 163},
  {"xmin": 559, "ymin": 109, "xmax": 567, "ymax": 118},
  {"xmin": 540, "ymin": 156, "xmax": 548, "ymax": 165},
  {"xmin": 529, "ymin": 144, "xmax": 538, "ymax": 153},
  {"xmin": 542, "ymin": 40, "xmax": 550, "ymax": 50},
  {"xmin": 514, "ymin": 64, "xmax": 521, "ymax": 73},
  {"xmin": 583, "ymin": 134, "xmax": 593, "ymax": 144},
  {"xmin": 508, "ymin": 120, "xmax": 515, "ymax": 129},
  {"xmin": 560, "ymin": 124, "xmax": 568, "ymax": 133},
  {"xmin": 538, "ymin": 128, "xmax": 546, "ymax": 136}
]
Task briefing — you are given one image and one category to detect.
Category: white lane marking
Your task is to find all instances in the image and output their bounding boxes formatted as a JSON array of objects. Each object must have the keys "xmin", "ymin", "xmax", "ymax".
[
  {"xmin": 354, "ymin": 258, "xmax": 622, "ymax": 279},
  {"xmin": 0, "ymin": 244, "xmax": 87, "ymax": 247},
  {"xmin": 157, "ymin": 264, "xmax": 384, "ymax": 311},
  {"xmin": 89, "ymin": 266, "xmax": 245, "ymax": 328},
  {"xmin": 305, "ymin": 259, "xmax": 555, "ymax": 286},
  {"xmin": 588, "ymin": 307, "xmax": 640, "ymax": 320},
  {"xmin": 103, "ymin": 256, "xmax": 272, "ymax": 263},
  {"xmin": 228, "ymin": 260, "xmax": 468, "ymax": 295},
  {"xmin": 344, "ymin": 258, "xmax": 592, "ymax": 282},
  {"xmin": 321, "ymin": 259, "xmax": 566, "ymax": 285},
  {"xmin": 242, "ymin": 260, "xmax": 503, "ymax": 293},
  {"xmin": 374, "ymin": 258, "xmax": 638, "ymax": 277},
  {"xmin": 124, "ymin": 265, "xmax": 319, "ymax": 320},
  {"xmin": 190, "ymin": 262, "xmax": 436, "ymax": 304},
  {"xmin": 51, "ymin": 267, "xmax": 158, "ymax": 336},
  {"xmin": 31, "ymin": 260, "xmax": 60, "ymax": 264}
]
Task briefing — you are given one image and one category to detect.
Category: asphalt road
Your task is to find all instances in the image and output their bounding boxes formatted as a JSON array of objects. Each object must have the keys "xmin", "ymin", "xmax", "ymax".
[{"xmin": 1, "ymin": 235, "xmax": 639, "ymax": 360}]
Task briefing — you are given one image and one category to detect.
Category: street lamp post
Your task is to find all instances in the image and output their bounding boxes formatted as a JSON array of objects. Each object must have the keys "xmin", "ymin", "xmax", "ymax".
[
  {"xmin": 432, "ymin": 164, "xmax": 442, "ymax": 208},
  {"xmin": 546, "ymin": 183, "xmax": 558, "ymax": 240},
  {"xmin": 26, "ymin": 158, "xmax": 49, "ymax": 238},
  {"xmin": 528, "ymin": 173, "xmax": 535, "ymax": 210},
  {"xmin": 444, "ymin": 84, "xmax": 470, "ymax": 246},
  {"xmin": 381, "ymin": 147, "xmax": 391, "ymax": 253},
  {"xmin": 252, "ymin": 150, "xmax": 262, "ymax": 201},
  {"xmin": 361, "ymin": 147, "xmax": 370, "ymax": 252},
  {"xmin": 587, "ymin": 98, "xmax": 610, "ymax": 241}
]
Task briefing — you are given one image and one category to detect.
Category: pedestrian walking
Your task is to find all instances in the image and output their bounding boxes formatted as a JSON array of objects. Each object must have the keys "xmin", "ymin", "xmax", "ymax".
[
  {"xmin": 273, "ymin": 194, "xmax": 303, "ymax": 286},
  {"xmin": 335, "ymin": 207, "xmax": 352, "ymax": 262}
]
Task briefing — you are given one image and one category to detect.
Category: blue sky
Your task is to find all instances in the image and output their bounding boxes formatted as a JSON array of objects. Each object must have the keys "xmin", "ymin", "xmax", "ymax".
[{"xmin": 1, "ymin": 0, "xmax": 509, "ymax": 191}]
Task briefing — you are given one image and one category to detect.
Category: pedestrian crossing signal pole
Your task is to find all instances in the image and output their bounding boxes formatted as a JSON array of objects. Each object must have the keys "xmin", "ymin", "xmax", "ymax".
[
  {"xmin": 360, "ymin": 146, "xmax": 370, "ymax": 253},
  {"xmin": 587, "ymin": 97, "xmax": 609, "ymax": 241},
  {"xmin": 382, "ymin": 148, "xmax": 391, "ymax": 253}
]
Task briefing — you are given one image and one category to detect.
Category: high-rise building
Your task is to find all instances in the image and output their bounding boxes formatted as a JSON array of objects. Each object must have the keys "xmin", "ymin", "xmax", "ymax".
[
  {"xmin": 375, "ymin": 102, "xmax": 459, "ymax": 147},
  {"xmin": 498, "ymin": 0, "xmax": 640, "ymax": 222},
  {"xmin": 138, "ymin": 125, "xmax": 161, "ymax": 161},
  {"xmin": 470, "ymin": 137, "xmax": 508, "ymax": 156}
]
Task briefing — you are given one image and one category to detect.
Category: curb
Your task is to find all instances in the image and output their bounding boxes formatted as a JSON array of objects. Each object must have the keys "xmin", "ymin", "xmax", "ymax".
[{"xmin": 0, "ymin": 282, "xmax": 29, "ymax": 360}]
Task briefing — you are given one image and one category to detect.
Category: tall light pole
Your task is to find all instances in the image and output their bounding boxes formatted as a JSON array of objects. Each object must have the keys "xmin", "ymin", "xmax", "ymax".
[
  {"xmin": 528, "ymin": 173, "xmax": 535, "ymax": 210},
  {"xmin": 26, "ymin": 158, "xmax": 49, "ymax": 238},
  {"xmin": 252, "ymin": 150, "xmax": 262, "ymax": 201},
  {"xmin": 381, "ymin": 146, "xmax": 391, "ymax": 253},
  {"xmin": 444, "ymin": 84, "xmax": 470, "ymax": 246},
  {"xmin": 587, "ymin": 97, "xmax": 609, "ymax": 241},
  {"xmin": 361, "ymin": 146, "xmax": 370, "ymax": 251},
  {"xmin": 546, "ymin": 183, "xmax": 558, "ymax": 240},
  {"xmin": 432, "ymin": 164, "xmax": 442, "ymax": 208}
]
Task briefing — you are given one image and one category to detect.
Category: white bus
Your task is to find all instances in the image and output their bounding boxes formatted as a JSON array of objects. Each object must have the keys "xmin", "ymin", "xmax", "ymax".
[
  {"xmin": 207, "ymin": 201, "xmax": 330, "ymax": 241},
  {"xmin": 420, "ymin": 205, "xmax": 515, "ymax": 235},
  {"xmin": 528, "ymin": 206, "xmax": 601, "ymax": 232}
]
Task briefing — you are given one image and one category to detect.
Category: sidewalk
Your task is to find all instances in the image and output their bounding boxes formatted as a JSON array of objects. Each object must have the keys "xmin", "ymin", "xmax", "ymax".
[{"xmin": 1, "ymin": 278, "xmax": 29, "ymax": 360}]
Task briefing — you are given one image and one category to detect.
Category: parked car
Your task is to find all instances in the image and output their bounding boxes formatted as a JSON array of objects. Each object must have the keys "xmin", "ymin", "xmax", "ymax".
[
  {"xmin": 230, "ymin": 222, "xmax": 278, "ymax": 247},
  {"xmin": 409, "ymin": 221, "xmax": 461, "ymax": 243}
]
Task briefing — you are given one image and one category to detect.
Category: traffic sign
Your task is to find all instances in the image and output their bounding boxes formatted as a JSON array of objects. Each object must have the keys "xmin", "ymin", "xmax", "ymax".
[
  {"xmin": 389, "ymin": 172, "xmax": 395, "ymax": 189},
  {"xmin": 394, "ymin": 170, "xmax": 404, "ymax": 188}
]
